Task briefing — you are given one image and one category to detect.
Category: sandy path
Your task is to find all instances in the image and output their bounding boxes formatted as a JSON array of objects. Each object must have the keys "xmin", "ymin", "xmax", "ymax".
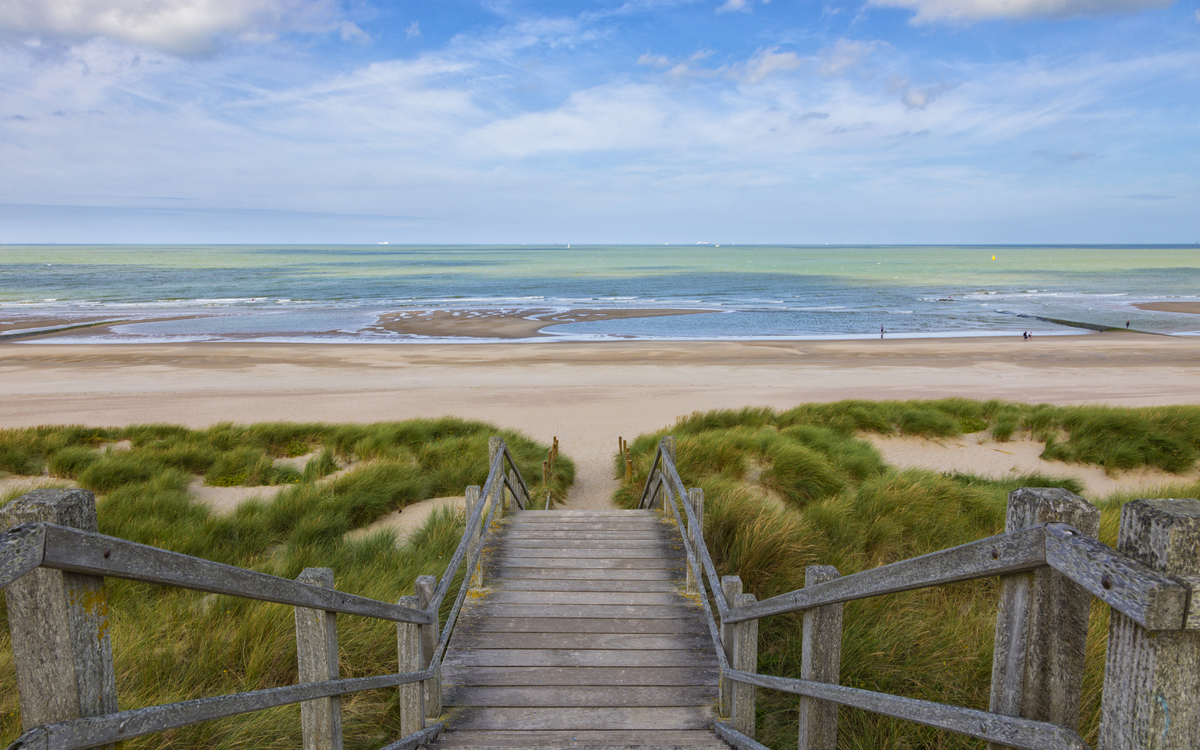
[{"xmin": 3, "ymin": 334, "xmax": 1199, "ymax": 508}]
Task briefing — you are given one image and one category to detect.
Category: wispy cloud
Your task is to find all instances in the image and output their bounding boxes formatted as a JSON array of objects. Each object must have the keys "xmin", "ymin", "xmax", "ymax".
[{"xmin": 868, "ymin": 0, "xmax": 1173, "ymax": 24}]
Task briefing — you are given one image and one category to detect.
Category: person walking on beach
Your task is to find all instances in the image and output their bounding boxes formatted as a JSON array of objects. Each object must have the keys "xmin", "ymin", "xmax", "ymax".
[{"xmin": 880, "ymin": 324, "xmax": 884, "ymax": 339}]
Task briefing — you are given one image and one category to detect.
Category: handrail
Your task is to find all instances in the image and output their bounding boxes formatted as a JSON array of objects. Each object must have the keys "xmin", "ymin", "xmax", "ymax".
[
  {"xmin": 634, "ymin": 437, "xmax": 1200, "ymax": 750},
  {"xmin": 0, "ymin": 436, "xmax": 535, "ymax": 750}
]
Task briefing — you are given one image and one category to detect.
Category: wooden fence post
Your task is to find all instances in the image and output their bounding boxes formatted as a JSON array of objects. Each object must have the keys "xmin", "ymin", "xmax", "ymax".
[
  {"xmin": 989, "ymin": 487, "xmax": 1099, "ymax": 748},
  {"xmin": 0, "ymin": 489, "xmax": 117, "ymax": 731},
  {"xmin": 295, "ymin": 567, "xmax": 342, "ymax": 750},
  {"xmin": 733, "ymin": 592, "xmax": 759, "ymax": 738},
  {"xmin": 465, "ymin": 486, "xmax": 483, "ymax": 588},
  {"xmin": 488, "ymin": 437, "xmax": 506, "ymax": 518},
  {"xmin": 687, "ymin": 488, "xmax": 704, "ymax": 595},
  {"xmin": 1099, "ymin": 498, "xmax": 1200, "ymax": 750},
  {"xmin": 798, "ymin": 565, "xmax": 842, "ymax": 750},
  {"xmin": 397, "ymin": 594, "xmax": 424, "ymax": 736},
  {"xmin": 414, "ymin": 575, "xmax": 441, "ymax": 718},
  {"xmin": 720, "ymin": 575, "xmax": 742, "ymax": 717}
]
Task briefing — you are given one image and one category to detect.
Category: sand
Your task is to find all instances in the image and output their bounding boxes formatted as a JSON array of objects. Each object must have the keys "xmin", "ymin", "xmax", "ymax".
[
  {"xmin": 372, "ymin": 308, "xmax": 708, "ymax": 339},
  {"xmin": 1134, "ymin": 301, "xmax": 1200, "ymax": 315},
  {"xmin": 3, "ymin": 332, "xmax": 1199, "ymax": 510}
]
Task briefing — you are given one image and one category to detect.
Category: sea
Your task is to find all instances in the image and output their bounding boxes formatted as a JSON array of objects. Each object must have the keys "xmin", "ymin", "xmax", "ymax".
[{"xmin": 2, "ymin": 244, "xmax": 1198, "ymax": 342}]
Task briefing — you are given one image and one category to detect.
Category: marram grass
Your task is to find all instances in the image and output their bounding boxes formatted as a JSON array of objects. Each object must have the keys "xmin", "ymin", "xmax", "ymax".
[
  {"xmin": 616, "ymin": 400, "xmax": 1200, "ymax": 750},
  {"xmin": 0, "ymin": 418, "xmax": 570, "ymax": 749}
]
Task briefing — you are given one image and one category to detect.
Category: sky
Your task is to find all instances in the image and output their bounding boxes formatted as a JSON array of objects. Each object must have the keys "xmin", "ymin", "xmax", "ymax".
[{"xmin": 0, "ymin": 0, "xmax": 1197, "ymax": 244}]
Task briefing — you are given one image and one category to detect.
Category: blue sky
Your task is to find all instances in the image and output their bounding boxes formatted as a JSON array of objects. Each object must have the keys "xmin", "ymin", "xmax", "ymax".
[{"xmin": 1, "ymin": 0, "xmax": 1197, "ymax": 244}]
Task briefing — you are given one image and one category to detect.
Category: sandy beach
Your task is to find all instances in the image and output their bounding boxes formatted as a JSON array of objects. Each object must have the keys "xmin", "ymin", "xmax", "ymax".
[{"xmin": 3, "ymin": 331, "xmax": 1199, "ymax": 509}]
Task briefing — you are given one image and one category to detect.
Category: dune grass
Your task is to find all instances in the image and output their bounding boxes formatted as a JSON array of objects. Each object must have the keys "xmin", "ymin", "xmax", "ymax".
[
  {"xmin": 614, "ymin": 400, "xmax": 1200, "ymax": 750},
  {"xmin": 0, "ymin": 419, "xmax": 571, "ymax": 749}
]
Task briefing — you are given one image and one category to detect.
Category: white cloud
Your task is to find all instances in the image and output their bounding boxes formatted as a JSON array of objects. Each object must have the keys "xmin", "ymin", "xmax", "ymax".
[
  {"xmin": 742, "ymin": 48, "xmax": 802, "ymax": 84},
  {"xmin": 0, "ymin": 0, "xmax": 365, "ymax": 56},
  {"xmin": 406, "ymin": 21, "xmax": 420, "ymax": 39},
  {"xmin": 716, "ymin": 0, "xmax": 750, "ymax": 12},
  {"xmin": 868, "ymin": 0, "xmax": 1172, "ymax": 24},
  {"xmin": 818, "ymin": 39, "xmax": 883, "ymax": 76}
]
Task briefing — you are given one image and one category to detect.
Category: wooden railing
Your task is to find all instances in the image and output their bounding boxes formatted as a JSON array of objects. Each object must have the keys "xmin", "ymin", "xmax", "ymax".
[
  {"xmin": 0, "ymin": 436, "xmax": 532, "ymax": 750},
  {"xmin": 637, "ymin": 436, "xmax": 1200, "ymax": 750}
]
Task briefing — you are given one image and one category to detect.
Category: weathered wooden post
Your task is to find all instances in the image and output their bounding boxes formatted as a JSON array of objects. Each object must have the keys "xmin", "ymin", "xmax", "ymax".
[
  {"xmin": 415, "ymin": 575, "xmax": 441, "ymax": 718},
  {"xmin": 652, "ymin": 436, "xmax": 676, "ymax": 512},
  {"xmin": 397, "ymin": 594, "xmax": 424, "ymax": 736},
  {"xmin": 488, "ymin": 437, "xmax": 507, "ymax": 518},
  {"xmin": 720, "ymin": 575, "xmax": 742, "ymax": 717},
  {"xmin": 732, "ymin": 591, "xmax": 759, "ymax": 737},
  {"xmin": 465, "ymin": 485, "xmax": 483, "ymax": 588},
  {"xmin": 1099, "ymin": 498, "xmax": 1200, "ymax": 750},
  {"xmin": 686, "ymin": 488, "xmax": 705, "ymax": 595},
  {"xmin": 1, "ymin": 489, "xmax": 117, "ymax": 731},
  {"xmin": 798, "ymin": 565, "xmax": 842, "ymax": 750},
  {"xmin": 989, "ymin": 487, "xmax": 1100, "ymax": 749},
  {"xmin": 295, "ymin": 567, "xmax": 342, "ymax": 750}
]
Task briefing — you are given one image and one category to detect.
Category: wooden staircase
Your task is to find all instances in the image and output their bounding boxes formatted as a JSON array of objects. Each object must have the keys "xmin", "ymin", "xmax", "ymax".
[{"xmin": 431, "ymin": 509, "xmax": 727, "ymax": 749}]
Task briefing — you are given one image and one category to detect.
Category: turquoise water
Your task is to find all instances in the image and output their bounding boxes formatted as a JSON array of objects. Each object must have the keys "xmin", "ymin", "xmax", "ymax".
[{"xmin": 2, "ymin": 245, "xmax": 1197, "ymax": 341}]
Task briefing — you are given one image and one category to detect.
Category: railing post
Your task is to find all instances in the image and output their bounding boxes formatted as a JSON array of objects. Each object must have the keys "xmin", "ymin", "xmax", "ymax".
[
  {"xmin": 488, "ymin": 437, "xmax": 506, "ymax": 518},
  {"xmin": 732, "ymin": 591, "xmax": 759, "ymax": 738},
  {"xmin": 687, "ymin": 488, "xmax": 704, "ymax": 595},
  {"xmin": 1099, "ymin": 498, "xmax": 1200, "ymax": 750},
  {"xmin": 798, "ymin": 565, "xmax": 842, "ymax": 750},
  {"xmin": 465, "ymin": 485, "xmax": 483, "ymax": 588},
  {"xmin": 652, "ymin": 437, "xmax": 676, "ymax": 512},
  {"xmin": 720, "ymin": 575, "xmax": 742, "ymax": 717},
  {"xmin": 988, "ymin": 487, "xmax": 1099, "ymax": 749},
  {"xmin": 415, "ymin": 575, "xmax": 441, "ymax": 718},
  {"xmin": 295, "ymin": 567, "xmax": 342, "ymax": 750},
  {"xmin": 397, "ymin": 594, "xmax": 425, "ymax": 736},
  {"xmin": 0, "ymin": 489, "xmax": 117, "ymax": 732}
]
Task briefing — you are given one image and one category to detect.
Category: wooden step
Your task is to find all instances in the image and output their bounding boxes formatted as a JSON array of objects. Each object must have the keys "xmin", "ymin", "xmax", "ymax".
[{"xmin": 427, "ymin": 729, "xmax": 730, "ymax": 749}]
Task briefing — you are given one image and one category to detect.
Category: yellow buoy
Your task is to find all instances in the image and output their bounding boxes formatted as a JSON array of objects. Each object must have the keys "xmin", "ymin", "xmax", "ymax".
[{"xmin": 991, "ymin": 255, "xmax": 996, "ymax": 260}]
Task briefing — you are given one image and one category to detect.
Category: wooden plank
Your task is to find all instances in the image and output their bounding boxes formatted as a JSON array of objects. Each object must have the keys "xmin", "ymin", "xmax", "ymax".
[
  {"xmin": 489, "ymin": 579, "xmax": 678, "ymax": 593},
  {"xmin": 1044, "ymin": 522, "xmax": 1190, "ymax": 631},
  {"xmin": 37, "ymin": 523, "xmax": 433, "ymax": 624},
  {"xmin": 485, "ymin": 568, "xmax": 681, "ymax": 581},
  {"xmin": 443, "ymin": 685, "xmax": 717, "ymax": 708},
  {"xmin": 491, "ymin": 558, "xmax": 683, "ymax": 570},
  {"xmin": 442, "ymin": 666, "xmax": 718, "ymax": 687},
  {"xmin": 444, "ymin": 648, "xmax": 717, "ymax": 669},
  {"xmin": 461, "ymin": 604, "xmax": 699, "ymax": 620},
  {"xmin": 428, "ymin": 729, "xmax": 729, "ymax": 748},
  {"xmin": 501, "ymin": 532, "xmax": 668, "ymax": 541},
  {"xmin": 491, "ymin": 547, "xmax": 683, "ymax": 559},
  {"xmin": 501, "ymin": 538, "xmax": 667, "ymax": 550},
  {"xmin": 449, "ymin": 631, "xmax": 713, "ymax": 651},
  {"xmin": 481, "ymin": 591, "xmax": 688, "ymax": 606},
  {"xmin": 725, "ymin": 525, "xmax": 1047, "ymax": 624},
  {"xmin": 506, "ymin": 508, "xmax": 657, "ymax": 513},
  {"xmin": 449, "ymin": 706, "xmax": 713, "ymax": 731},
  {"xmin": 453, "ymin": 616, "xmax": 707, "ymax": 635}
]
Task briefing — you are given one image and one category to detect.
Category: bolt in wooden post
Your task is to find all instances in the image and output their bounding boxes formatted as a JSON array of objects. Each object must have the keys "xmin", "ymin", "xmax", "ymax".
[
  {"xmin": 989, "ymin": 488, "xmax": 1100, "ymax": 749},
  {"xmin": 720, "ymin": 575, "xmax": 743, "ymax": 718},
  {"xmin": 732, "ymin": 591, "xmax": 759, "ymax": 738},
  {"xmin": 397, "ymin": 594, "xmax": 424, "ymax": 736},
  {"xmin": 295, "ymin": 567, "xmax": 342, "ymax": 750},
  {"xmin": 1, "ymin": 489, "xmax": 117, "ymax": 731},
  {"xmin": 1099, "ymin": 498, "xmax": 1200, "ymax": 750},
  {"xmin": 686, "ymin": 488, "xmax": 705, "ymax": 595},
  {"xmin": 465, "ymin": 485, "xmax": 483, "ymax": 588},
  {"xmin": 798, "ymin": 565, "xmax": 842, "ymax": 750},
  {"xmin": 415, "ymin": 575, "xmax": 441, "ymax": 718}
]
